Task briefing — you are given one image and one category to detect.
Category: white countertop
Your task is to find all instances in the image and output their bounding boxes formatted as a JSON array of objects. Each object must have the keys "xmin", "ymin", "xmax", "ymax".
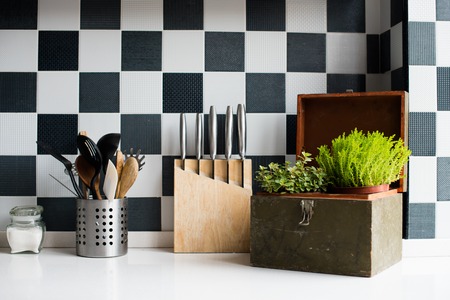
[{"xmin": 1, "ymin": 248, "xmax": 450, "ymax": 300}]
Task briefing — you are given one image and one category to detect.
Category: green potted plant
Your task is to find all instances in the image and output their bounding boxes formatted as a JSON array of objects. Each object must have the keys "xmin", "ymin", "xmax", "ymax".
[
  {"xmin": 255, "ymin": 151, "xmax": 329, "ymax": 194},
  {"xmin": 315, "ymin": 128, "xmax": 411, "ymax": 193}
]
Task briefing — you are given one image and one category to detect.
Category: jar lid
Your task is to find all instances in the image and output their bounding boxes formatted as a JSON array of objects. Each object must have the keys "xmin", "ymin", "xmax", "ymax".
[{"xmin": 9, "ymin": 205, "xmax": 43, "ymax": 222}]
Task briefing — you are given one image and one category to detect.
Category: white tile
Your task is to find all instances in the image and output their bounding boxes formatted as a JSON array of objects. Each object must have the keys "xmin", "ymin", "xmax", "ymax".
[
  {"xmin": 161, "ymin": 196, "xmax": 174, "ymax": 231},
  {"xmin": 126, "ymin": 155, "xmax": 162, "ymax": 197},
  {"xmin": 365, "ymin": 0, "xmax": 380, "ymax": 34},
  {"xmin": 366, "ymin": 73, "xmax": 390, "ymax": 91},
  {"xmin": 391, "ymin": 23, "xmax": 403, "ymax": 70},
  {"xmin": 0, "ymin": 31, "xmax": 37, "ymax": 72},
  {"xmin": 285, "ymin": 73, "xmax": 326, "ymax": 114},
  {"xmin": 326, "ymin": 33, "xmax": 366, "ymax": 74},
  {"xmin": 121, "ymin": 72, "xmax": 162, "ymax": 114},
  {"xmin": 79, "ymin": 31, "xmax": 121, "ymax": 72},
  {"xmin": 380, "ymin": 0, "xmax": 391, "ymax": 33},
  {"xmin": 37, "ymin": 154, "xmax": 80, "ymax": 197},
  {"xmin": 246, "ymin": 114, "xmax": 285, "ymax": 155},
  {"xmin": 408, "ymin": 66, "xmax": 437, "ymax": 112},
  {"xmin": 78, "ymin": 113, "xmax": 121, "ymax": 143},
  {"xmin": 246, "ymin": 32, "xmax": 286, "ymax": 73},
  {"xmin": 0, "ymin": 197, "xmax": 36, "ymax": 229},
  {"xmin": 161, "ymin": 113, "xmax": 198, "ymax": 156},
  {"xmin": 0, "ymin": 113, "xmax": 37, "ymax": 156},
  {"xmin": 38, "ymin": 0, "xmax": 80, "ymax": 30},
  {"xmin": 436, "ymin": 202, "xmax": 450, "ymax": 238},
  {"xmin": 121, "ymin": 0, "xmax": 163, "ymax": 30},
  {"xmin": 436, "ymin": 112, "xmax": 450, "ymax": 157},
  {"xmin": 204, "ymin": 0, "xmax": 246, "ymax": 31},
  {"xmin": 436, "ymin": 22, "xmax": 450, "ymax": 67},
  {"xmin": 286, "ymin": 0, "xmax": 326, "ymax": 33},
  {"xmin": 203, "ymin": 72, "xmax": 245, "ymax": 114},
  {"xmin": 408, "ymin": 156, "xmax": 437, "ymax": 203},
  {"xmin": 162, "ymin": 31, "xmax": 204, "ymax": 72},
  {"xmin": 37, "ymin": 72, "xmax": 79, "ymax": 113},
  {"xmin": 409, "ymin": 0, "xmax": 436, "ymax": 22}
]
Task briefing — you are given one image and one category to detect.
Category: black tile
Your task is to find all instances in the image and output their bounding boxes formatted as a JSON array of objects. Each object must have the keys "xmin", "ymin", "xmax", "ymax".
[
  {"xmin": 437, "ymin": 67, "xmax": 450, "ymax": 111},
  {"xmin": 205, "ymin": 32, "xmax": 245, "ymax": 72},
  {"xmin": 407, "ymin": 203, "xmax": 435, "ymax": 239},
  {"xmin": 38, "ymin": 31, "xmax": 79, "ymax": 71},
  {"xmin": 327, "ymin": 0, "xmax": 365, "ymax": 33},
  {"xmin": 408, "ymin": 112, "xmax": 436, "ymax": 156},
  {"xmin": 286, "ymin": 115, "xmax": 297, "ymax": 155},
  {"xmin": 122, "ymin": 31, "xmax": 162, "ymax": 71},
  {"xmin": 37, "ymin": 197, "xmax": 77, "ymax": 231},
  {"xmin": 249, "ymin": 155, "xmax": 286, "ymax": 193},
  {"xmin": 380, "ymin": 30, "xmax": 391, "ymax": 73},
  {"xmin": 79, "ymin": 73, "xmax": 120, "ymax": 113},
  {"xmin": 0, "ymin": 156, "xmax": 35, "ymax": 196},
  {"xmin": 327, "ymin": 74, "xmax": 366, "ymax": 93},
  {"xmin": 408, "ymin": 22, "xmax": 436, "ymax": 66},
  {"xmin": 0, "ymin": 0, "xmax": 37, "ymax": 29},
  {"xmin": 246, "ymin": 73, "xmax": 285, "ymax": 113},
  {"xmin": 203, "ymin": 114, "xmax": 239, "ymax": 156},
  {"xmin": 438, "ymin": 158, "xmax": 450, "ymax": 201},
  {"xmin": 163, "ymin": 73, "xmax": 203, "ymax": 113},
  {"xmin": 367, "ymin": 35, "xmax": 380, "ymax": 74},
  {"xmin": 437, "ymin": 0, "xmax": 450, "ymax": 21},
  {"xmin": 80, "ymin": 0, "xmax": 121, "ymax": 29},
  {"xmin": 246, "ymin": 0, "xmax": 285, "ymax": 31},
  {"xmin": 391, "ymin": 67, "xmax": 406, "ymax": 91},
  {"xmin": 127, "ymin": 197, "xmax": 161, "ymax": 231},
  {"xmin": 287, "ymin": 33, "xmax": 326, "ymax": 73},
  {"xmin": 37, "ymin": 114, "xmax": 78, "ymax": 155},
  {"xmin": 162, "ymin": 156, "xmax": 177, "ymax": 196},
  {"xmin": 0, "ymin": 72, "xmax": 36, "ymax": 112},
  {"xmin": 391, "ymin": 0, "xmax": 404, "ymax": 26},
  {"xmin": 164, "ymin": 0, "xmax": 203, "ymax": 30},
  {"xmin": 121, "ymin": 114, "xmax": 161, "ymax": 155}
]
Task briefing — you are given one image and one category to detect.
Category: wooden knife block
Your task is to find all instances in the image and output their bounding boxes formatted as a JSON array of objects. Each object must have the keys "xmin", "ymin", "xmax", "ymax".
[{"xmin": 174, "ymin": 159, "xmax": 252, "ymax": 253}]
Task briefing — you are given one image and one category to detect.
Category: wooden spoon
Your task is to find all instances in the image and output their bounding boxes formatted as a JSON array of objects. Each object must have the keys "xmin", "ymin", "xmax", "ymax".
[
  {"xmin": 75, "ymin": 155, "xmax": 101, "ymax": 199},
  {"xmin": 117, "ymin": 157, "xmax": 138, "ymax": 199},
  {"xmin": 115, "ymin": 150, "xmax": 124, "ymax": 198}
]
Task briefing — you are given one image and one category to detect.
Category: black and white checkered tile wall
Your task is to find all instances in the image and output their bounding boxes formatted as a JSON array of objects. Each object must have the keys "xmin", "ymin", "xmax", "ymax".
[
  {"xmin": 407, "ymin": 0, "xmax": 450, "ymax": 239},
  {"xmin": 0, "ymin": 0, "xmax": 406, "ymax": 235}
]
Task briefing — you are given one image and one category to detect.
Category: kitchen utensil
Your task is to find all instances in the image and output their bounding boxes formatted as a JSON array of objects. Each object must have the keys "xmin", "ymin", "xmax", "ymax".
[
  {"xmin": 237, "ymin": 104, "xmax": 247, "ymax": 187},
  {"xmin": 97, "ymin": 133, "xmax": 121, "ymax": 174},
  {"xmin": 180, "ymin": 113, "xmax": 187, "ymax": 170},
  {"xmin": 76, "ymin": 135, "xmax": 103, "ymax": 199},
  {"xmin": 123, "ymin": 148, "xmax": 145, "ymax": 171},
  {"xmin": 36, "ymin": 141, "xmax": 84, "ymax": 199},
  {"xmin": 103, "ymin": 160, "xmax": 118, "ymax": 200},
  {"xmin": 195, "ymin": 113, "xmax": 204, "ymax": 174},
  {"xmin": 115, "ymin": 150, "xmax": 124, "ymax": 198},
  {"xmin": 117, "ymin": 157, "xmax": 139, "ymax": 198},
  {"xmin": 75, "ymin": 155, "xmax": 96, "ymax": 199},
  {"xmin": 209, "ymin": 106, "xmax": 217, "ymax": 178},
  {"xmin": 225, "ymin": 106, "xmax": 233, "ymax": 183}
]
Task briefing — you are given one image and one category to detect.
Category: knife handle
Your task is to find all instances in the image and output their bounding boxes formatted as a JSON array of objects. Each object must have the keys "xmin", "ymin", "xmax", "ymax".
[
  {"xmin": 180, "ymin": 113, "xmax": 187, "ymax": 161},
  {"xmin": 209, "ymin": 106, "xmax": 217, "ymax": 160},
  {"xmin": 237, "ymin": 104, "xmax": 246, "ymax": 160},
  {"xmin": 225, "ymin": 106, "xmax": 233, "ymax": 160},
  {"xmin": 195, "ymin": 113, "xmax": 204, "ymax": 160}
]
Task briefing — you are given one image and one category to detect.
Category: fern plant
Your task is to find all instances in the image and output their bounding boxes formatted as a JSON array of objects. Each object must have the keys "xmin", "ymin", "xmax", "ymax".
[
  {"xmin": 315, "ymin": 128, "xmax": 411, "ymax": 188},
  {"xmin": 255, "ymin": 152, "xmax": 329, "ymax": 194}
]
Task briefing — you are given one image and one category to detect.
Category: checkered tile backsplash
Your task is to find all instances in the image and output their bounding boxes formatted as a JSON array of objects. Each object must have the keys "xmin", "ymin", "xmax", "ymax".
[{"xmin": 0, "ymin": 0, "xmax": 410, "ymax": 236}]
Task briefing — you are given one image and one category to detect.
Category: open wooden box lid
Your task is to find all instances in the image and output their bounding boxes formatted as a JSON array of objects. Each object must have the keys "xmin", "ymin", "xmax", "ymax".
[{"xmin": 296, "ymin": 91, "xmax": 409, "ymax": 192}]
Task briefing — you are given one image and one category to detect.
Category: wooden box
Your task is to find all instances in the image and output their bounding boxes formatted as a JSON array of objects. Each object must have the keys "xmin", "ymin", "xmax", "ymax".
[
  {"xmin": 296, "ymin": 91, "xmax": 408, "ymax": 192},
  {"xmin": 250, "ymin": 192, "xmax": 402, "ymax": 277}
]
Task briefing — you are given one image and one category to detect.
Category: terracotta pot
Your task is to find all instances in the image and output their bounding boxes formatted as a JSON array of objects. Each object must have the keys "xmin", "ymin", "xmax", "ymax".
[{"xmin": 328, "ymin": 184, "xmax": 390, "ymax": 194}]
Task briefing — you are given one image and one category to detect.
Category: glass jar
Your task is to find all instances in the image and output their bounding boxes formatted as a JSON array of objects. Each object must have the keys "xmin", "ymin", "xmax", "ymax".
[{"xmin": 6, "ymin": 205, "xmax": 46, "ymax": 254}]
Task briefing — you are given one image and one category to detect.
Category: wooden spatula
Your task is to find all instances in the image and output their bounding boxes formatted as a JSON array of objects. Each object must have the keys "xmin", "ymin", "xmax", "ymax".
[{"xmin": 117, "ymin": 157, "xmax": 138, "ymax": 199}]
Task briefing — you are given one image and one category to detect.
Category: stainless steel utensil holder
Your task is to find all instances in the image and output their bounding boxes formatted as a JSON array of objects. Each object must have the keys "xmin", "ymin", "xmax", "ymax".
[{"xmin": 76, "ymin": 198, "xmax": 128, "ymax": 258}]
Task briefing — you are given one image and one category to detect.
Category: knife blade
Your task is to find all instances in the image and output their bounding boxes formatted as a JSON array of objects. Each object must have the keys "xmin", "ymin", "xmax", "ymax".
[
  {"xmin": 209, "ymin": 106, "xmax": 217, "ymax": 179},
  {"xmin": 195, "ymin": 113, "xmax": 204, "ymax": 174},
  {"xmin": 180, "ymin": 113, "xmax": 187, "ymax": 170},
  {"xmin": 225, "ymin": 106, "xmax": 233, "ymax": 183},
  {"xmin": 237, "ymin": 104, "xmax": 247, "ymax": 187}
]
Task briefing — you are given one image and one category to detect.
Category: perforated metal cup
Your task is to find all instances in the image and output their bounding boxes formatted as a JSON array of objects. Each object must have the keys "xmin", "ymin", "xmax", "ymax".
[{"xmin": 76, "ymin": 198, "xmax": 128, "ymax": 258}]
